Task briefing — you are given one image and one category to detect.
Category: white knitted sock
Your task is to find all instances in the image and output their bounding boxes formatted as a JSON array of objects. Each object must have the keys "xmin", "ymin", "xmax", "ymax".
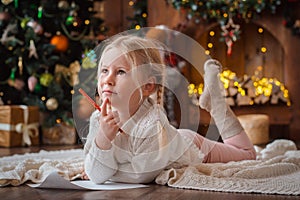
[{"xmin": 199, "ymin": 59, "xmax": 243, "ymax": 139}]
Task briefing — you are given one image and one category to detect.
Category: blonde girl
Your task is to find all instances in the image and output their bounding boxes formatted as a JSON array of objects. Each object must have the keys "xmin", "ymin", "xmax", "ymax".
[{"xmin": 83, "ymin": 34, "xmax": 256, "ymax": 184}]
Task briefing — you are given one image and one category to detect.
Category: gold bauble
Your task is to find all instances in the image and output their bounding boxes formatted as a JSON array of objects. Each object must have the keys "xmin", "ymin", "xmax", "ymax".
[{"xmin": 46, "ymin": 98, "xmax": 59, "ymax": 111}]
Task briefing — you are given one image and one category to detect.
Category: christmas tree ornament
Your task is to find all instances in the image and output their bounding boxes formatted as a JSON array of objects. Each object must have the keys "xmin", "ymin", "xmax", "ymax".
[
  {"xmin": 0, "ymin": 23, "xmax": 24, "ymax": 46},
  {"xmin": 27, "ymin": 20, "xmax": 43, "ymax": 35},
  {"xmin": 18, "ymin": 56, "xmax": 23, "ymax": 75},
  {"xmin": 40, "ymin": 72, "xmax": 54, "ymax": 87},
  {"xmin": 50, "ymin": 34, "xmax": 69, "ymax": 52},
  {"xmin": 20, "ymin": 17, "xmax": 30, "ymax": 29},
  {"xmin": 28, "ymin": 76, "xmax": 38, "ymax": 92},
  {"xmin": 220, "ymin": 17, "xmax": 240, "ymax": 56},
  {"xmin": 54, "ymin": 61, "xmax": 80, "ymax": 86},
  {"xmin": 82, "ymin": 49, "xmax": 97, "ymax": 69},
  {"xmin": 37, "ymin": 6, "xmax": 43, "ymax": 19},
  {"xmin": 46, "ymin": 97, "xmax": 59, "ymax": 111},
  {"xmin": 28, "ymin": 40, "xmax": 38, "ymax": 59},
  {"xmin": 1, "ymin": 0, "xmax": 13, "ymax": 5},
  {"xmin": 34, "ymin": 82, "xmax": 42, "ymax": 92},
  {"xmin": 7, "ymin": 78, "xmax": 25, "ymax": 90},
  {"xmin": 58, "ymin": 0, "xmax": 70, "ymax": 9}
]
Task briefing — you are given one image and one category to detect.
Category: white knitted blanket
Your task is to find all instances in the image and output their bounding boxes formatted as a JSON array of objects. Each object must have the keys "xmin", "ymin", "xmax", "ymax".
[
  {"xmin": 0, "ymin": 149, "xmax": 84, "ymax": 186},
  {"xmin": 155, "ymin": 139, "xmax": 300, "ymax": 195},
  {"xmin": 0, "ymin": 139, "xmax": 299, "ymax": 195}
]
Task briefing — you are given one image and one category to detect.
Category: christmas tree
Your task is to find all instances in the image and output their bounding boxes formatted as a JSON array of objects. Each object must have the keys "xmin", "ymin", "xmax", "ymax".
[{"xmin": 0, "ymin": 0, "xmax": 107, "ymax": 128}]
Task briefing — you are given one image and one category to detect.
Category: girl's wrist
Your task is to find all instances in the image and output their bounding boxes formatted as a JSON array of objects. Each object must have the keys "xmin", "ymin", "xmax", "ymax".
[{"xmin": 95, "ymin": 134, "xmax": 112, "ymax": 150}]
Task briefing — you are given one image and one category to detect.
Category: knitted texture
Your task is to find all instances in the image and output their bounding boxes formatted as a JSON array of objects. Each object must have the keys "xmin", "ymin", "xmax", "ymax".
[
  {"xmin": 155, "ymin": 139, "xmax": 300, "ymax": 195},
  {"xmin": 0, "ymin": 139, "xmax": 299, "ymax": 196},
  {"xmin": 0, "ymin": 149, "xmax": 84, "ymax": 186}
]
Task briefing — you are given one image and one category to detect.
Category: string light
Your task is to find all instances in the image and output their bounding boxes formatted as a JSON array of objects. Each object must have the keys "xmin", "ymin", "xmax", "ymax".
[
  {"xmin": 142, "ymin": 13, "xmax": 147, "ymax": 18},
  {"xmin": 188, "ymin": 67, "xmax": 291, "ymax": 106},
  {"xmin": 84, "ymin": 20, "xmax": 90, "ymax": 25},
  {"xmin": 261, "ymin": 46, "xmax": 267, "ymax": 53},
  {"xmin": 129, "ymin": 1, "xmax": 134, "ymax": 6},
  {"xmin": 135, "ymin": 25, "xmax": 141, "ymax": 30}
]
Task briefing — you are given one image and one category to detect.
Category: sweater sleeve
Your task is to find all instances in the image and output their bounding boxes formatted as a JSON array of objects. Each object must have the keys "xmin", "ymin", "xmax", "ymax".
[{"xmin": 83, "ymin": 111, "xmax": 118, "ymax": 184}]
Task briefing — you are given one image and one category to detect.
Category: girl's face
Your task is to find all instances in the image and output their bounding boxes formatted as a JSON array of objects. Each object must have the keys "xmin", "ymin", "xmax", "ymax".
[{"xmin": 97, "ymin": 49, "xmax": 143, "ymax": 117}]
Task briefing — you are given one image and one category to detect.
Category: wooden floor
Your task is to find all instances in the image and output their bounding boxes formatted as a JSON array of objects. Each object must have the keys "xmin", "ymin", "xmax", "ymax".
[{"xmin": 1, "ymin": 145, "xmax": 299, "ymax": 200}]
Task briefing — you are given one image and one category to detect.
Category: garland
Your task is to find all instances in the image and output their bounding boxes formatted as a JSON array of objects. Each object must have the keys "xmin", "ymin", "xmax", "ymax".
[{"xmin": 169, "ymin": 0, "xmax": 281, "ymax": 23}]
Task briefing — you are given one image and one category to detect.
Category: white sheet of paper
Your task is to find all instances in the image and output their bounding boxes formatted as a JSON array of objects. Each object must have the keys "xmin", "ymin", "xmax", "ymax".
[{"xmin": 27, "ymin": 171, "xmax": 148, "ymax": 190}]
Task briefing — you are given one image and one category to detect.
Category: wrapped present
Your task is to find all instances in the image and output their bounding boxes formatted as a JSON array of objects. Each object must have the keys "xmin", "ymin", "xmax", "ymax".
[
  {"xmin": 0, "ymin": 105, "xmax": 40, "ymax": 147},
  {"xmin": 42, "ymin": 123, "xmax": 77, "ymax": 145},
  {"xmin": 237, "ymin": 114, "xmax": 269, "ymax": 145}
]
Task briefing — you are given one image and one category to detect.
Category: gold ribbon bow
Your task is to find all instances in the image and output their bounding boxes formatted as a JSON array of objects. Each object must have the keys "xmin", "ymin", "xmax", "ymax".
[
  {"xmin": 15, "ymin": 105, "xmax": 39, "ymax": 146},
  {"xmin": 15, "ymin": 122, "xmax": 39, "ymax": 146},
  {"xmin": 55, "ymin": 61, "xmax": 80, "ymax": 86}
]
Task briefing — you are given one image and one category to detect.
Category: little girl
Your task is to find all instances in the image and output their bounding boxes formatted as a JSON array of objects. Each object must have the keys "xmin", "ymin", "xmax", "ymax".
[{"xmin": 83, "ymin": 34, "xmax": 256, "ymax": 184}]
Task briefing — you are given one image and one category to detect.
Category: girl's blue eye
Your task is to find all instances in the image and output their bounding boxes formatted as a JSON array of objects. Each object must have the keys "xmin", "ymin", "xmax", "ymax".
[
  {"xmin": 101, "ymin": 68, "xmax": 108, "ymax": 73},
  {"xmin": 117, "ymin": 69, "xmax": 126, "ymax": 75}
]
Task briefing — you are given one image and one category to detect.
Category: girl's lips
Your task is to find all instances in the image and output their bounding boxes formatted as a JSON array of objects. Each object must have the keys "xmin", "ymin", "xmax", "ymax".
[{"xmin": 102, "ymin": 90, "xmax": 117, "ymax": 95}]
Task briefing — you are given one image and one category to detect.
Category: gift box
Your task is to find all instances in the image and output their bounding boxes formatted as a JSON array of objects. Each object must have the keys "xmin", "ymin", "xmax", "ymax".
[
  {"xmin": 237, "ymin": 114, "xmax": 270, "ymax": 145},
  {"xmin": 42, "ymin": 123, "xmax": 77, "ymax": 145},
  {"xmin": 0, "ymin": 105, "xmax": 40, "ymax": 147}
]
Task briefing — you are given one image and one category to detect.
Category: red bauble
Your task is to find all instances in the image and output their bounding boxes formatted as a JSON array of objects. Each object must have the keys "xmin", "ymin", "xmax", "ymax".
[{"xmin": 50, "ymin": 35, "xmax": 69, "ymax": 52}]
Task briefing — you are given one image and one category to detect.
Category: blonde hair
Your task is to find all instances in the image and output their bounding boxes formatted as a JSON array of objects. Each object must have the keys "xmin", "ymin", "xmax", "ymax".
[{"xmin": 97, "ymin": 35, "xmax": 166, "ymax": 105}]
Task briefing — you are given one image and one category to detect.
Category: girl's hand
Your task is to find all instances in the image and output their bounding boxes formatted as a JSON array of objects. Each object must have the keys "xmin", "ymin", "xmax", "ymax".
[
  {"xmin": 95, "ymin": 97, "xmax": 120, "ymax": 149},
  {"xmin": 81, "ymin": 168, "xmax": 89, "ymax": 180}
]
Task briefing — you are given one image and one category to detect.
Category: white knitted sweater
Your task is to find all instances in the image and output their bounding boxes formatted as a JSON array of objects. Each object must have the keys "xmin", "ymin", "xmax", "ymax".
[{"xmin": 84, "ymin": 98, "xmax": 204, "ymax": 184}]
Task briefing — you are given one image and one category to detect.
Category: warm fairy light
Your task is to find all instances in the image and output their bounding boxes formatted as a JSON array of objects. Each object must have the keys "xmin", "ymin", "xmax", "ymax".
[
  {"xmin": 73, "ymin": 21, "xmax": 78, "ymax": 27},
  {"xmin": 85, "ymin": 20, "xmax": 90, "ymax": 25},
  {"xmin": 41, "ymin": 96, "xmax": 46, "ymax": 101},
  {"xmin": 142, "ymin": 13, "xmax": 147, "ymax": 18},
  {"xmin": 129, "ymin": 1, "xmax": 134, "ymax": 6},
  {"xmin": 223, "ymin": 13, "xmax": 228, "ymax": 18},
  {"xmin": 135, "ymin": 25, "xmax": 141, "ymax": 30},
  {"xmin": 258, "ymin": 28, "xmax": 264, "ymax": 33},
  {"xmin": 208, "ymin": 43, "xmax": 213, "ymax": 48},
  {"xmin": 261, "ymin": 47, "xmax": 267, "ymax": 53},
  {"xmin": 56, "ymin": 118, "xmax": 62, "ymax": 124},
  {"xmin": 209, "ymin": 31, "xmax": 215, "ymax": 36},
  {"xmin": 205, "ymin": 50, "xmax": 210, "ymax": 55},
  {"xmin": 70, "ymin": 89, "xmax": 75, "ymax": 94},
  {"xmin": 188, "ymin": 84, "xmax": 195, "ymax": 96},
  {"xmin": 188, "ymin": 83, "xmax": 204, "ymax": 96},
  {"xmin": 198, "ymin": 83, "xmax": 203, "ymax": 94},
  {"xmin": 189, "ymin": 67, "xmax": 291, "ymax": 106}
]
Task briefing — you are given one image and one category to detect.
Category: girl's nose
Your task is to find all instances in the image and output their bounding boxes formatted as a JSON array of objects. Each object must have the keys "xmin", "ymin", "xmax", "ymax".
[{"xmin": 103, "ymin": 72, "xmax": 115, "ymax": 85}]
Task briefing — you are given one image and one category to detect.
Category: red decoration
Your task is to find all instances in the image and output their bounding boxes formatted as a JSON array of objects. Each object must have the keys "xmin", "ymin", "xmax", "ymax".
[
  {"xmin": 50, "ymin": 35, "xmax": 69, "ymax": 52},
  {"xmin": 221, "ymin": 18, "xmax": 240, "ymax": 56}
]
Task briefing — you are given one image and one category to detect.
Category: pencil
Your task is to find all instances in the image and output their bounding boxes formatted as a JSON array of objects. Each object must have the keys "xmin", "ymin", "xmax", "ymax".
[
  {"xmin": 78, "ymin": 88, "xmax": 125, "ymax": 134},
  {"xmin": 78, "ymin": 88, "xmax": 101, "ymax": 111}
]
